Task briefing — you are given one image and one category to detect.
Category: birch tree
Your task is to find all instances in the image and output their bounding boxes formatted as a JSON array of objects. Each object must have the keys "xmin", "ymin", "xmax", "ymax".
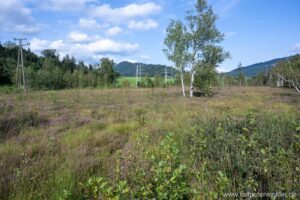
[
  {"xmin": 237, "ymin": 62, "xmax": 245, "ymax": 86},
  {"xmin": 272, "ymin": 55, "xmax": 300, "ymax": 94},
  {"xmin": 185, "ymin": 0, "xmax": 229, "ymax": 97},
  {"xmin": 164, "ymin": 20, "xmax": 188, "ymax": 97}
]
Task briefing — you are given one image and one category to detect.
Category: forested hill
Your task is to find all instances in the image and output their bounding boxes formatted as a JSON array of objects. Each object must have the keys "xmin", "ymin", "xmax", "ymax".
[
  {"xmin": 114, "ymin": 61, "xmax": 174, "ymax": 77},
  {"xmin": 227, "ymin": 57, "xmax": 289, "ymax": 77}
]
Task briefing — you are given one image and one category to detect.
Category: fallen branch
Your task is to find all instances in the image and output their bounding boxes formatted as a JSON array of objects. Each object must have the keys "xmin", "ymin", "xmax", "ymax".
[{"xmin": 277, "ymin": 74, "xmax": 300, "ymax": 94}]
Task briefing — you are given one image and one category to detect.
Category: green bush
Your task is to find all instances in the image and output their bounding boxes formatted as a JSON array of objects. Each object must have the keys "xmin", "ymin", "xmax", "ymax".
[
  {"xmin": 82, "ymin": 133, "xmax": 191, "ymax": 200},
  {"xmin": 134, "ymin": 108, "xmax": 147, "ymax": 126},
  {"xmin": 145, "ymin": 77, "xmax": 154, "ymax": 88},
  {"xmin": 154, "ymin": 75, "xmax": 164, "ymax": 87},
  {"xmin": 121, "ymin": 80, "xmax": 130, "ymax": 88},
  {"xmin": 145, "ymin": 133, "xmax": 191, "ymax": 199},
  {"xmin": 184, "ymin": 110, "xmax": 300, "ymax": 199},
  {"xmin": 84, "ymin": 177, "xmax": 130, "ymax": 199}
]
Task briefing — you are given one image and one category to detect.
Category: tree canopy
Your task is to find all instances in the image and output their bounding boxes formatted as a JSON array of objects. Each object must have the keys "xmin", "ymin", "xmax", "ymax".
[
  {"xmin": 0, "ymin": 42, "xmax": 119, "ymax": 90},
  {"xmin": 272, "ymin": 54, "xmax": 300, "ymax": 93},
  {"xmin": 163, "ymin": 0, "xmax": 229, "ymax": 97}
]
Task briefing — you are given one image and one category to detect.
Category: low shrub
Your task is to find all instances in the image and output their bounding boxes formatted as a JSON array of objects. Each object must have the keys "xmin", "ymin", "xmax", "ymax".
[
  {"xmin": 0, "ymin": 111, "xmax": 47, "ymax": 140},
  {"xmin": 82, "ymin": 133, "xmax": 191, "ymax": 199}
]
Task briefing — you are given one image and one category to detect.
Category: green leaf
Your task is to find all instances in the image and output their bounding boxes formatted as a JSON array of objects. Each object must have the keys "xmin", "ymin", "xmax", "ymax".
[
  {"xmin": 242, "ymin": 127, "xmax": 249, "ymax": 132},
  {"xmin": 122, "ymin": 187, "xmax": 129, "ymax": 194}
]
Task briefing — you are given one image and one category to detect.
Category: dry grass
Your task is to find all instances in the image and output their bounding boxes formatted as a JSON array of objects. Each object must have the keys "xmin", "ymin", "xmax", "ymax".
[{"xmin": 0, "ymin": 86, "xmax": 299, "ymax": 199}]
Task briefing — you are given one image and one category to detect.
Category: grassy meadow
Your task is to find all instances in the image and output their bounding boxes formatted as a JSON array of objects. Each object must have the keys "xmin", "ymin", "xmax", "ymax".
[
  {"xmin": 116, "ymin": 77, "xmax": 175, "ymax": 87},
  {"xmin": 0, "ymin": 87, "xmax": 299, "ymax": 199},
  {"xmin": 117, "ymin": 77, "xmax": 138, "ymax": 85}
]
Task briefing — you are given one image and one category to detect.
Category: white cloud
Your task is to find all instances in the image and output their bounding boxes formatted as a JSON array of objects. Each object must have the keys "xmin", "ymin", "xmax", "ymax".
[
  {"xmin": 128, "ymin": 19, "xmax": 158, "ymax": 30},
  {"xmin": 68, "ymin": 31, "xmax": 101, "ymax": 43},
  {"xmin": 105, "ymin": 27, "xmax": 122, "ymax": 36},
  {"xmin": 89, "ymin": 2, "xmax": 161, "ymax": 23},
  {"xmin": 38, "ymin": 0, "xmax": 88, "ymax": 11},
  {"xmin": 217, "ymin": 66, "xmax": 228, "ymax": 73},
  {"xmin": 0, "ymin": 0, "xmax": 39, "ymax": 34},
  {"xmin": 30, "ymin": 38, "xmax": 67, "ymax": 53},
  {"xmin": 30, "ymin": 38, "xmax": 50, "ymax": 52},
  {"xmin": 49, "ymin": 40, "xmax": 65, "ymax": 49},
  {"xmin": 79, "ymin": 18, "xmax": 102, "ymax": 29},
  {"xmin": 11, "ymin": 24, "xmax": 40, "ymax": 34},
  {"xmin": 29, "ymin": 35, "xmax": 139, "ymax": 63},
  {"xmin": 68, "ymin": 31, "xmax": 90, "ymax": 42},
  {"xmin": 81, "ymin": 39, "xmax": 138, "ymax": 54},
  {"xmin": 290, "ymin": 43, "xmax": 300, "ymax": 52}
]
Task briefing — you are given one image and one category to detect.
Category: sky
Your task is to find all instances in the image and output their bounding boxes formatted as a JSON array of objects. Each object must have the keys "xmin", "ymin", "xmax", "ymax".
[{"xmin": 0, "ymin": 0, "xmax": 300, "ymax": 72}]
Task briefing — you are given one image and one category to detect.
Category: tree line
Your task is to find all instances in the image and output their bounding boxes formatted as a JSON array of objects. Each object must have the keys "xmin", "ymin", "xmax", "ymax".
[
  {"xmin": 1, "ymin": 37, "xmax": 298, "ymax": 92},
  {"xmin": 220, "ymin": 55, "xmax": 300, "ymax": 93},
  {"xmin": 272, "ymin": 54, "xmax": 300, "ymax": 93},
  {"xmin": 163, "ymin": 0, "xmax": 300, "ymax": 96},
  {"xmin": 0, "ymin": 41, "xmax": 119, "ymax": 90},
  {"xmin": 0, "ymin": 41, "xmax": 176, "ymax": 90},
  {"xmin": 169, "ymin": 55, "xmax": 300, "ymax": 95}
]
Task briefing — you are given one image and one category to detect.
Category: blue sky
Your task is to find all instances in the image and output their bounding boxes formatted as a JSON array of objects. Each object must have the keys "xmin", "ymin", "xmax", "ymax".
[{"xmin": 1, "ymin": 0, "xmax": 300, "ymax": 72}]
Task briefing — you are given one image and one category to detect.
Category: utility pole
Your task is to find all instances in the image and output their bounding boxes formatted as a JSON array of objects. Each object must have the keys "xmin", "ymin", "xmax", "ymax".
[
  {"xmin": 139, "ymin": 65, "xmax": 142, "ymax": 79},
  {"xmin": 165, "ymin": 66, "xmax": 168, "ymax": 84},
  {"xmin": 14, "ymin": 38, "xmax": 30, "ymax": 91},
  {"xmin": 136, "ymin": 65, "xmax": 139, "ymax": 87}
]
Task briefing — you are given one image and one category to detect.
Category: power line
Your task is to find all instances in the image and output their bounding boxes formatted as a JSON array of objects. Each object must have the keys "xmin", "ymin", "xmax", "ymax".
[{"xmin": 14, "ymin": 38, "xmax": 30, "ymax": 91}]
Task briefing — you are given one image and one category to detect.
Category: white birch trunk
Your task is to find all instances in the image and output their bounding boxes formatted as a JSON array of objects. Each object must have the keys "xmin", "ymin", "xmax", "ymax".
[
  {"xmin": 180, "ymin": 69, "xmax": 186, "ymax": 97},
  {"xmin": 277, "ymin": 74, "xmax": 283, "ymax": 87},
  {"xmin": 190, "ymin": 70, "xmax": 195, "ymax": 97},
  {"xmin": 276, "ymin": 74, "xmax": 280, "ymax": 87},
  {"xmin": 278, "ymin": 74, "xmax": 300, "ymax": 94}
]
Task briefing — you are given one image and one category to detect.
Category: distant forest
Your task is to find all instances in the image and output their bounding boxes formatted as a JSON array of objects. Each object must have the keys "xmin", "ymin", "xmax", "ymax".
[
  {"xmin": 1, "ymin": 41, "xmax": 299, "ymax": 92},
  {"xmin": 0, "ymin": 41, "xmax": 120, "ymax": 90}
]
